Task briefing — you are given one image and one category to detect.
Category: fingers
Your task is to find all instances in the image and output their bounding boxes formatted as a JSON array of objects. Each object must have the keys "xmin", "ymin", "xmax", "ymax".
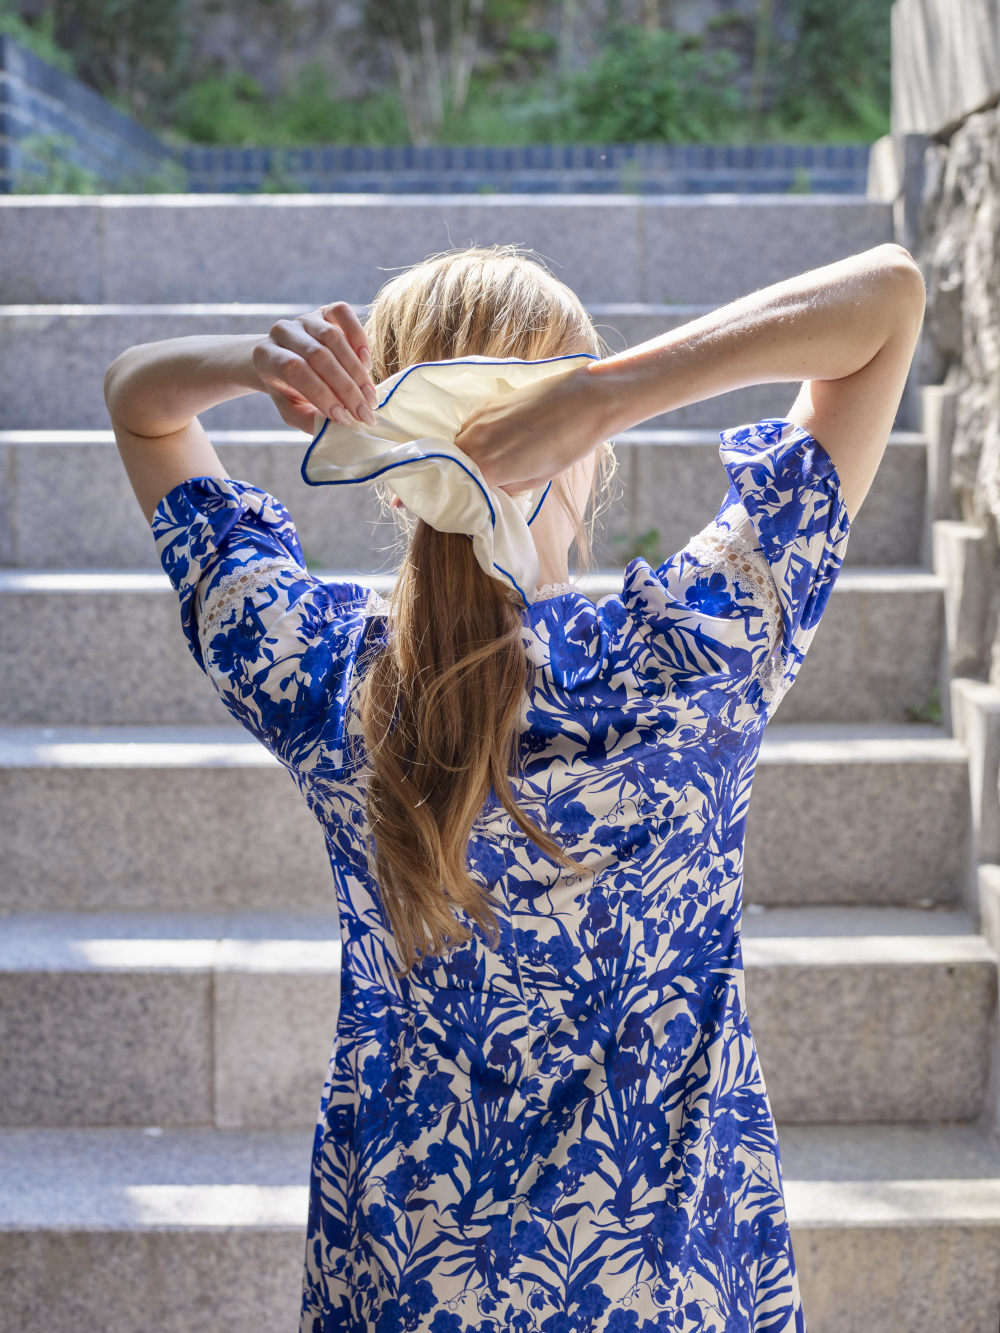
[
  {"xmin": 313, "ymin": 301, "xmax": 376, "ymax": 410},
  {"xmin": 320, "ymin": 300, "xmax": 373, "ymax": 373},
  {"xmin": 278, "ymin": 317, "xmax": 376, "ymax": 421},
  {"xmin": 260, "ymin": 305, "xmax": 377, "ymax": 426}
]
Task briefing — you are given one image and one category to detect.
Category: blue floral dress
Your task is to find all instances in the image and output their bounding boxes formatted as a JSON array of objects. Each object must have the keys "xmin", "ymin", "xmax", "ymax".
[{"xmin": 154, "ymin": 419, "xmax": 848, "ymax": 1333}]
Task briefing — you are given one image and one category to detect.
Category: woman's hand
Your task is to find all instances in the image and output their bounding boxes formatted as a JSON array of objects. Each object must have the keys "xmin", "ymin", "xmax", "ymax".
[
  {"xmin": 456, "ymin": 362, "xmax": 609, "ymax": 489},
  {"xmin": 253, "ymin": 302, "xmax": 379, "ymax": 434}
]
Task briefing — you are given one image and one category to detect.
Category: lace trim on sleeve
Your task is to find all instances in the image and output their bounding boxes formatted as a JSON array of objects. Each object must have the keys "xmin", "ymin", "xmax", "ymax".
[
  {"xmin": 687, "ymin": 505, "xmax": 789, "ymax": 706},
  {"xmin": 196, "ymin": 557, "xmax": 301, "ymax": 657},
  {"xmin": 364, "ymin": 588, "xmax": 392, "ymax": 618}
]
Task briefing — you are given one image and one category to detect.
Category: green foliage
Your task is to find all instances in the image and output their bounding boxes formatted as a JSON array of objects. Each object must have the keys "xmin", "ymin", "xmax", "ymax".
[
  {"xmin": 479, "ymin": 0, "xmax": 556, "ymax": 77},
  {"xmin": 437, "ymin": 76, "xmax": 553, "ymax": 143},
  {"xmin": 560, "ymin": 26, "xmax": 742, "ymax": 143},
  {"xmin": 173, "ymin": 72, "xmax": 267, "ymax": 144},
  {"xmin": 133, "ymin": 157, "xmax": 188, "ymax": 192},
  {"xmin": 0, "ymin": 3, "xmax": 74, "ymax": 72},
  {"xmin": 13, "ymin": 131, "xmax": 187, "ymax": 193},
  {"xmin": 614, "ymin": 529, "xmax": 663, "ymax": 567},
  {"xmin": 2, "ymin": 1, "xmax": 892, "ymax": 150},
  {"xmin": 14, "ymin": 133, "xmax": 101, "ymax": 191},
  {"xmin": 173, "ymin": 66, "xmax": 408, "ymax": 146},
  {"xmin": 906, "ymin": 689, "xmax": 943, "ymax": 726},
  {"xmin": 773, "ymin": 0, "xmax": 892, "ymax": 140}
]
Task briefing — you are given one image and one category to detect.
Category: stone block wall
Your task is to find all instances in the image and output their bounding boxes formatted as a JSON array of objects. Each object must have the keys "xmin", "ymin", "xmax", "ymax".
[
  {"xmin": 921, "ymin": 106, "xmax": 1000, "ymax": 532},
  {"xmin": 893, "ymin": 0, "xmax": 1000, "ymax": 136},
  {"xmin": 0, "ymin": 35, "xmax": 169, "ymax": 192},
  {"xmin": 900, "ymin": 0, "xmax": 1000, "ymax": 680}
]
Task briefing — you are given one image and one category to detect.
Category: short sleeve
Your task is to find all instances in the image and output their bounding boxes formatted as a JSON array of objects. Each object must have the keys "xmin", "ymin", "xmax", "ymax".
[
  {"xmin": 718, "ymin": 418, "xmax": 849, "ymax": 691},
  {"xmin": 616, "ymin": 419, "xmax": 848, "ymax": 720},
  {"xmin": 153, "ymin": 476, "xmax": 375, "ymax": 772}
]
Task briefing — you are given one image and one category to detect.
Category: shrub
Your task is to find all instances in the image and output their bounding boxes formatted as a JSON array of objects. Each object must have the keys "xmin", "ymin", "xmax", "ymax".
[
  {"xmin": 774, "ymin": 0, "xmax": 892, "ymax": 140},
  {"xmin": 563, "ymin": 26, "xmax": 742, "ymax": 143},
  {"xmin": 173, "ymin": 65, "xmax": 408, "ymax": 146},
  {"xmin": 0, "ymin": 3, "xmax": 74, "ymax": 72}
]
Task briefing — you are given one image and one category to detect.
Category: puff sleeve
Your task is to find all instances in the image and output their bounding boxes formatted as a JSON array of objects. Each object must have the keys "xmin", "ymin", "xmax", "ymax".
[
  {"xmin": 616, "ymin": 420, "xmax": 849, "ymax": 720},
  {"xmin": 153, "ymin": 476, "xmax": 374, "ymax": 774}
]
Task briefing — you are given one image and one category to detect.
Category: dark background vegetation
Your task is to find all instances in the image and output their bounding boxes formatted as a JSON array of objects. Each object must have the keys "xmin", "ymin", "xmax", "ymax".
[{"xmin": 0, "ymin": 0, "xmax": 892, "ymax": 146}]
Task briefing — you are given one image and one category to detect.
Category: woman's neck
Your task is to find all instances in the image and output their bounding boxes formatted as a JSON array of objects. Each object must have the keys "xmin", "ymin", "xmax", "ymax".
[{"xmin": 529, "ymin": 502, "xmax": 572, "ymax": 587}]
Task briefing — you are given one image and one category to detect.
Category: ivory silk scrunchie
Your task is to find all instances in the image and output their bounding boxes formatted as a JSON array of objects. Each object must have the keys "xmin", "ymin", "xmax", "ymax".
[{"xmin": 301, "ymin": 353, "xmax": 595, "ymax": 606}]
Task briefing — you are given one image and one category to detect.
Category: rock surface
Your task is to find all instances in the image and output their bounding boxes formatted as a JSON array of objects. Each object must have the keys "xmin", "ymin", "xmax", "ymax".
[{"xmin": 919, "ymin": 103, "xmax": 1000, "ymax": 676}]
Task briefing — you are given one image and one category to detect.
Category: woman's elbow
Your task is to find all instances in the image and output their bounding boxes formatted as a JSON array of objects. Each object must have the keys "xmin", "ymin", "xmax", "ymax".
[
  {"xmin": 873, "ymin": 243, "xmax": 926, "ymax": 325},
  {"xmin": 104, "ymin": 347, "xmax": 138, "ymax": 426}
]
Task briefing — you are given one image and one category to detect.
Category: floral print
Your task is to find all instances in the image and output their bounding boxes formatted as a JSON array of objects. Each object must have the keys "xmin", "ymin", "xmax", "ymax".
[{"xmin": 153, "ymin": 419, "xmax": 848, "ymax": 1333}]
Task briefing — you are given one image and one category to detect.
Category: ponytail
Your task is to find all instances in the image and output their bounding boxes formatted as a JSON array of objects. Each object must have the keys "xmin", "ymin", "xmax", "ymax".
[{"xmin": 360, "ymin": 522, "xmax": 571, "ymax": 973}]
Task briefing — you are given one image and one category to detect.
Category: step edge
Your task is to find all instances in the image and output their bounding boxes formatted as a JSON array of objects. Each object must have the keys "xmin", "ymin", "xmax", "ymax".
[
  {"xmin": 784, "ymin": 1177, "xmax": 1000, "ymax": 1227},
  {"xmin": 742, "ymin": 936, "xmax": 996, "ymax": 966}
]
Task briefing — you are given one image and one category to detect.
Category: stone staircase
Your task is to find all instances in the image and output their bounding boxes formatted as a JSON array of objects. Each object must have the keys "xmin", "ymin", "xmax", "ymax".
[{"xmin": 1, "ymin": 194, "xmax": 999, "ymax": 1333}]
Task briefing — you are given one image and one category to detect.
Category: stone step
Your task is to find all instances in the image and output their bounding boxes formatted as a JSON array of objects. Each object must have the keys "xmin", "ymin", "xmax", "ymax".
[
  {"xmin": 0, "ymin": 1125, "xmax": 311, "ymax": 1333},
  {"xmin": 0, "ymin": 724, "xmax": 969, "ymax": 913},
  {"xmin": 0, "ymin": 911, "xmax": 341, "ymax": 1130},
  {"xmin": 0, "ymin": 1124, "xmax": 997, "ymax": 1332},
  {"xmin": 740, "ymin": 907, "xmax": 994, "ymax": 1122},
  {"xmin": 781, "ymin": 1122, "xmax": 1000, "ymax": 1333},
  {"xmin": 772, "ymin": 568, "xmax": 943, "ymax": 724},
  {"xmin": 0, "ymin": 428, "xmax": 927, "ymax": 570},
  {"xmin": 744, "ymin": 725, "xmax": 969, "ymax": 906},
  {"xmin": 0, "ymin": 194, "xmax": 892, "ymax": 306},
  {"xmin": 0, "ymin": 726, "xmax": 333, "ymax": 913},
  {"xmin": 0, "ymin": 303, "xmax": 798, "ymax": 430},
  {"xmin": 0, "ymin": 567, "xmax": 943, "ymax": 726},
  {"xmin": 0, "ymin": 907, "xmax": 991, "ymax": 1129}
]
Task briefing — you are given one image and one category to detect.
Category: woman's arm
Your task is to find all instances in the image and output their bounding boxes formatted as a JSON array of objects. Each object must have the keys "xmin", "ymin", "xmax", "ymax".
[
  {"xmin": 105, "ymin": 304, "xmax": 376, "ymax": 524},
  {"xmin": 457, "ymin": 243, "xmax": 926, "ymax": 520}
]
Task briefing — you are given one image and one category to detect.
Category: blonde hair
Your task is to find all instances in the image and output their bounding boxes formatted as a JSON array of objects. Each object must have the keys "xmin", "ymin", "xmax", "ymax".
[{"xmin": 359, "ymin": 247, "xmax": 611, "ymax": 973}]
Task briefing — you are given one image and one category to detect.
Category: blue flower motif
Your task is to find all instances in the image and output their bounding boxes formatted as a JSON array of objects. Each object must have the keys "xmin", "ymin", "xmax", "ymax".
[
  {"xmin": 428, "ymin": 1314, "xmax": 462, "ymax": 1333},
  {"xmin": 575, "ymin": 1284, "xmax": 612, "ymax": 1319},
  {"xmin": 513, "ymin": 1219, "xmax": 547, "ymax": 1256},
  {"xmin": 685, "ymin": 572, "xmax": 735, "ymax": 617},
  {"xmin": 607, "ymin": 1311, "xmax": 640, "ymax": 1332},
  {"xmin": 543, "ymin": 933, "xmax": 581, "ymax": 974}
]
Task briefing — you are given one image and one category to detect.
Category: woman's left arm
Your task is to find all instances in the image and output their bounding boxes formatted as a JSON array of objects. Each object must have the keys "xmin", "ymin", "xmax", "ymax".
[{"xmin": 105, "ymin": 304, "xmax": 377, "ymax": 523}]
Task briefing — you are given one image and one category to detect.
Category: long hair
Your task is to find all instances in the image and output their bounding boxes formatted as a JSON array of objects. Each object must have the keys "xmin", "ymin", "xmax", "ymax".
[{"xmin": 359, "ymin": 247, "xmax": 611, "ymax": 973}]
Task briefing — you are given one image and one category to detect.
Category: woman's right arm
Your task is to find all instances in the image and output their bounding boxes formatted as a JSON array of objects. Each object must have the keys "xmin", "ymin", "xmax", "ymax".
[
  {"xmin": 105, "ymin": 303, "xmax": 376, "ymax": 523},
  {"xmin": 458, "ymin": 243, "xmax": 926, "ymax": 520}
]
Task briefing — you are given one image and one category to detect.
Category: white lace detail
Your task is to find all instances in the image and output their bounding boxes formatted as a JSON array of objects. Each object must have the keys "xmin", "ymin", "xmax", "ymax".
[
  {"xmin": 364, "ymin": 588, "xmax": 392, "ymax": 618},
  {"xmin": 197, "ymin": 557, "xmax": 298, "ymax": 655},
  {"xmin": 687, "ymin": 505, "xmax": 788, "ymax": 706},
  {"xmin": 535, "ymin": 582, "xmax": 577, "ymax": 601}
]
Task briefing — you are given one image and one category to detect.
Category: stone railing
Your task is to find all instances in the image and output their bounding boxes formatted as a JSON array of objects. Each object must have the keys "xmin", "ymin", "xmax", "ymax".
[{"xmin": 178, "ymin": 142, "xmax": 870, "ymax": 195}]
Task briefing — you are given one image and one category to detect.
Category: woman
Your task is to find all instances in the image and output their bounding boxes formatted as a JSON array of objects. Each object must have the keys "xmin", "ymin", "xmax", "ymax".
[{"xmin": 105, "ymin": 243, "xmax": 924, "ymax": 1333}]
